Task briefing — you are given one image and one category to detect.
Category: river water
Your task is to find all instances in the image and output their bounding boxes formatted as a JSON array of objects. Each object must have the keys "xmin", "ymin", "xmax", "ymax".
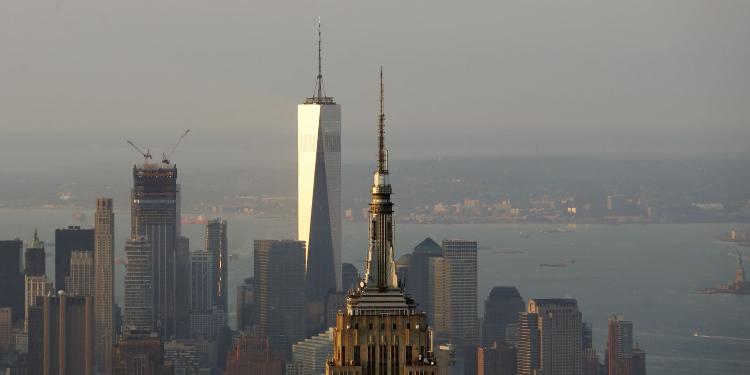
[{"xmin": 2, "ymin": 209, "xmax": 748, "ymax": 374}]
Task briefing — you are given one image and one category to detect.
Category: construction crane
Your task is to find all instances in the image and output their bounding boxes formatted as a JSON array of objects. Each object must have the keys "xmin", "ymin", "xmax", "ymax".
[
  {"xmin": 162, "ymin": 129, "xmax": 190, "ymax": 165},
  {"xmin": 126, "ymin": 140, "xmax": 152, "ymax": 163}
]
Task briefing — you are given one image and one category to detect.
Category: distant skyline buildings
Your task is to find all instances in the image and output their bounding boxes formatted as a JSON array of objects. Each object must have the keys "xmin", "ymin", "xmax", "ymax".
[{"xmin": 298, "ymin": 22, "xmax": 342, "ymax": 330}]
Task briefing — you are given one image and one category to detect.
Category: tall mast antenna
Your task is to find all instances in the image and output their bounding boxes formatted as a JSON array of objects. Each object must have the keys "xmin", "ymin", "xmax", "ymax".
[
  {"xmin": 378, "ymin": 66, "xmax": 387, "ymax": 172},
  {"xmin": 315, "ymin": 17, "xmax": 324, "ymax": 99}
]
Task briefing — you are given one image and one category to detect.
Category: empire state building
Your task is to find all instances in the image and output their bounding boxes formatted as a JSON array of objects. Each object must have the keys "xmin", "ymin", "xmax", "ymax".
[{"xmin": 326, "ymin": 68, "xmax": 440, "ymax": 375}]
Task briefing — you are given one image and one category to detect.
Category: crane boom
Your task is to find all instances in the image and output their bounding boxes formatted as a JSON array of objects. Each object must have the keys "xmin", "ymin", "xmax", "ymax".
[
  {"xmin": 162, "ymin": 129, "xmax": 190, "ymax": 164},
  {"xmin": 126, "ymin": 140, "xmax": 152, "ymax": 162}
]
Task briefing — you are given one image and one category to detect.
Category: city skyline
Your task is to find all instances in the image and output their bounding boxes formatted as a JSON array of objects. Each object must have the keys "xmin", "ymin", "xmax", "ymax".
[{"xmin": 0, "ymin": 4, "xmax": 747, "ymax": 374}]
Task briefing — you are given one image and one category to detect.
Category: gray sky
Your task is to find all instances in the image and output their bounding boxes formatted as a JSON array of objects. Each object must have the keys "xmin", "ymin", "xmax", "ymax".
[{"xmin": 1, "ymin": 0, "xmax": 748, "ymax": 171}]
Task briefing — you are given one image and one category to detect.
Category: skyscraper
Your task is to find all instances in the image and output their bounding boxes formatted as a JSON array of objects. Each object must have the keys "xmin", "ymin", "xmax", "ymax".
[
  {"xmin": 298, "ymin": 22, "xmax": 342, "ymax": 327},
  {"xmin": 326, "ymin": 68, "xmax": 439, "ymax": 375},
  {"xmin": 0, "ymin": 239, "xmax": 24, "ymax": 323},
  {"xmin": 65, "ymin": 250, "xmax": 94, "ymax": 296},
  {"xmin": 0, "ymin": 307, "xmax": 11, "ymax": 353},
  {"xmin": 236, "ymin": 277, "xmax": 255, "ymax": 333},
  {"xmin": 607, "ymin": 315, "xmax": 646, "ymax": 375},
  {"xmin": 24, "ymin": 275, "xmax": 51, "ymax": 331},
  {"xmin": 175, "ymin": 235, "xmax": 191, "ymax": 338},
  {"xmin": 254, "ymin": 239, "xmax": 306, "ymax": 356},
  {"xmin": 341, "ymin": 263, "xmax": 358, "ymax": 292},
  {"xmin": 189, "ymin": 251, "xmax": 214, "ymax": 311},
  {"xmin": 407, "ymin": 237, "xmax": 443, "ymax": 318},
  {"xmin": 481, "ymin": 286, "xmax": 525, "ymax": 347},
  {"xmin": 205, "ymin": 218, "xmax": 228, "ymax": 314},
  {"xmin": 442, "ymin": 239, "xmax": 479, "ymax": 350},
  {"xmin": 24, "ymin": 230, "xmax": 45, "ymax": 277},
  {"xmin": 123, "ymin": 235, "xmax": 153, "ymax": 333},
  {"xmin": 94, "ymin": 197, "xmax": 115, "ymax": 373},
  {"xmin": 131, "ymin": 161, "xmax": 180, "ymax": 338},
  {"xmin": 54, "ymin": 226, "xmax": 94, "ymax": 290},
  {"xmin": 517, "ymin": 299, "xmax": 583, "ymax": 375},
  {"xmin": 32, "ymin": 293, "xmax": 95, "ymax": 375}
]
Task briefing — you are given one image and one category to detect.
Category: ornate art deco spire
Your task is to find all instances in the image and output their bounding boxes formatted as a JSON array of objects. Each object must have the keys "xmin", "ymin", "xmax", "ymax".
[{"xmin": 363, "ymin": 67, "xmax": 399, "ymax": 291}]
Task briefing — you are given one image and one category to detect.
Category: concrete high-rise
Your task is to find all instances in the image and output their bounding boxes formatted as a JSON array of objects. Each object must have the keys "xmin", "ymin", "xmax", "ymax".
[
  {"xmin": 298, "ymin": 22, "xmax": 342, "ymax": 327},
  {"xmin": 0, "ymin": 239, "xmax": 24, "ymax": 323},
  {"xmin": 517, "ymin": 299, "xmax": 583, "ymax": 375},
  {"xmin": 326, "ymin": 68, "xmax": 439, "ymax": 375},
  {"xmin": 94, "ymin": 197, "xmax": 115, "ymax": 373},
  {"xmin": 254, "ymin": 239, "xmax": 306, "ymax": 356},
  {"xmin": 442, "ymin": 239, "xmax": 479, "ymax": 350},
  {"xmin": 24, "ymin": 230, "xmax": 45, "ymax": 277},
  {"xmin": 481, "ymin": 286, "xmax": 525, "ymax": 347},
  {"xmin": 32, "ymin": 293, "xmax": 95, "ymax": 375},
  {"xmin": 131, "ymin": 160, "xmax": 180, "ymax": 338},
  {"xmin": 205, "ymin": 218, "xmax": 228, "ymax": 314},
  {"xmin": 65, "ymin": 250, "xmax": 94, "ymax": 296},
  {"xmin": 54, "ymin": 226, "xmax": 94, "ymax": 290},
  {"xmin": 123, "ymin": 235, "xmax": 153, "ymax": 333}
]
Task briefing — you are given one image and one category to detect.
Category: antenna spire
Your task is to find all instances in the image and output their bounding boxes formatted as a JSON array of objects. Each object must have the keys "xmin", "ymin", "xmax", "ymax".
[
  {"xmin": 315, "ymin": 17, "xmax": 324, "ymax": 99},
  {"xmin": 378, "ymin": 66, "xmax": 387, "ymax": 172}
]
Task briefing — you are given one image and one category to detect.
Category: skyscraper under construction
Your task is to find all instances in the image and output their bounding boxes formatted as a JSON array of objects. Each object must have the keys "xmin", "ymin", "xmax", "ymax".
[
  {"xmin": 326, "ymin": 68, "xmax": 439, "ymax": 375},
  {"xmin": 130, "ymin": 159, "xmax": 180, "ymax": 338}
]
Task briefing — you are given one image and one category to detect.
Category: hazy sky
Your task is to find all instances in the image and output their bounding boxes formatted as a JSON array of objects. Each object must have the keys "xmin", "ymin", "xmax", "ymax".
[{"xmin": 1, "ymin": 0, "xmax": 748, "ymax": 171}]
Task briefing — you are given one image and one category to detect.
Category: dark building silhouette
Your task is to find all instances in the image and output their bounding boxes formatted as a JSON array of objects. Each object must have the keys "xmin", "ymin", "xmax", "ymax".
[
  {"xmin": 236, "ymin": 277, "xmax": 255, "ymax": 333},
  {"xmin": 24, "ymin": 230, "xmax": 45, "ymax": 277},
  {"xmin": 406, "ymin": 237, "xmax": 443, "ymax": 316},
  {"xmin": 341, "ymin": 263, "xmax": 358, "ymax": 292},
  {"xmin": 225, "ymin": 334, "xmax": 284, "ymax": 375},
  {"xmin": 478, "ymin": 342, "xmax": 517, "ymax": 375},
  {"xmin": 0, "ymin": 239, "xmax": 24, "ymax": 323},
  {"xmin": 175, "ymin": 235, "xmax": 191, "ymax": 338},
  {"xmin": 396, "ymin": 253, "xmax": 411, "ymax": 284},
  {"xmin": 27, "ymin": 293, "xmax": 94, "ymax": 375},
  {"xmin": 54, "ymin": 226, "xmax": 94, "ymax": 290},
  {"xmin": 205, "ymin": 219, "xmax": 228, "ymax": 315},
  {"xmin": 254, "ymin": 240, "xmax": 306, "ymax": 357},
  {"xmin": 481, "ymin": 286, "xmax": 525, "ymax": 347},
  {"xmin": 323, "ymin": 290, "xmax": 346, "ymax": 328},
  {"xmin": 131, "ymin": 162, "xmax": 180, "ymax": 338},
  {"xmin": 111, "ymin": 331, "xmax": 168, "ymax": 375}
]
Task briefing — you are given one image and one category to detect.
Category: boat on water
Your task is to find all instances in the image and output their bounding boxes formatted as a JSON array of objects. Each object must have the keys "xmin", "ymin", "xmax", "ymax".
[{"xmin": 540, "ymin": 259, "xmax": 575, "ymax": 267}]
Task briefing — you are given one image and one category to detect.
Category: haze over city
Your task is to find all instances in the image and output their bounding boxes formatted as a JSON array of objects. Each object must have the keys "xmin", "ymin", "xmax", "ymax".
[{"xmin": 0, "ymin": 1, "xmax": 749, "ymax": 375}]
